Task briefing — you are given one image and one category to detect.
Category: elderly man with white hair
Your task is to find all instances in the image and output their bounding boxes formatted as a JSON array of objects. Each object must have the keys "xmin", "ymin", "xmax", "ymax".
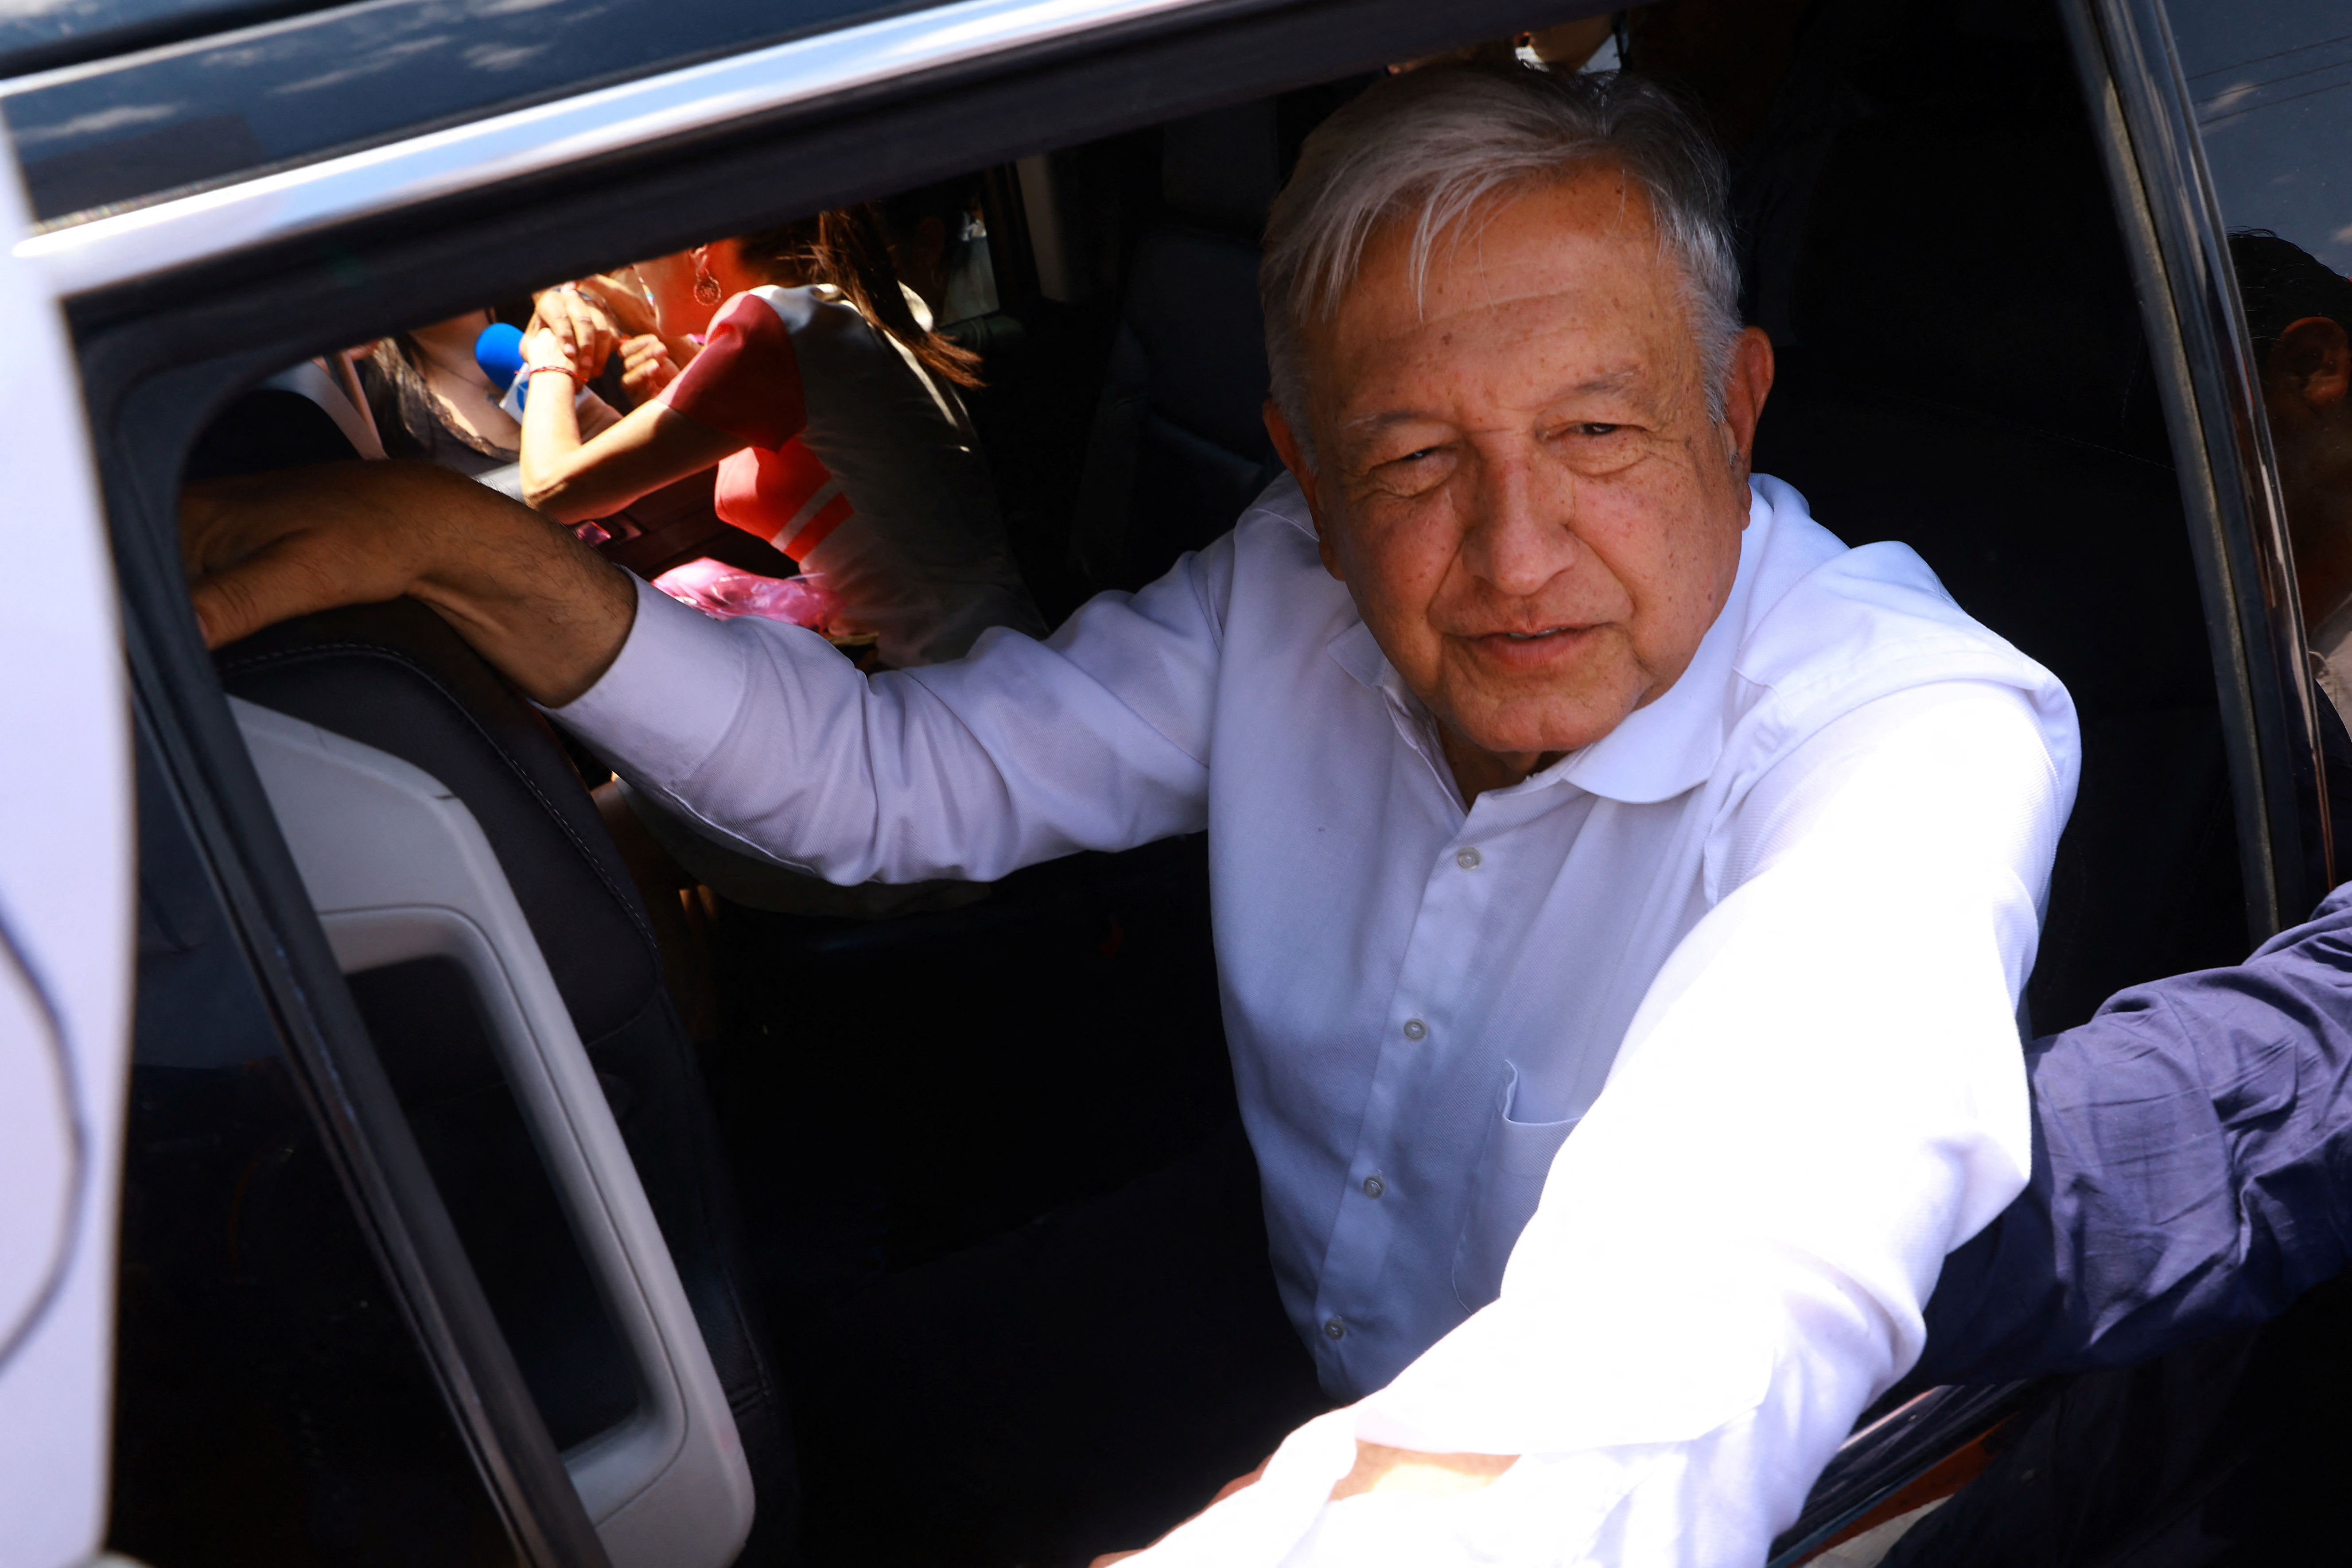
[{"xmin": 184, "ymin": 62, "xmax": 2075, "ymax": 1568}]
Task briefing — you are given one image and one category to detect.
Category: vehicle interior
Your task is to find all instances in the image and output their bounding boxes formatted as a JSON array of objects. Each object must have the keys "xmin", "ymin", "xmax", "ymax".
[{"xmin": 94, "ymin": 0, "xmax": 2313, "ymax": 1564}]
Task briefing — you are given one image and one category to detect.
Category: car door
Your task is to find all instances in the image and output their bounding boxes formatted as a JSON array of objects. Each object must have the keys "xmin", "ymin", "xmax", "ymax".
[{"xmin": 0, "ymin": 117, "xmax": 133, "ymax": 1568}]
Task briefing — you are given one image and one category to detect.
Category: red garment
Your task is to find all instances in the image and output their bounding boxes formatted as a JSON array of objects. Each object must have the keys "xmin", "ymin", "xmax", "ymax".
[
  {"xmin": 647, "ymin": 283, "xmax": 1039, "ymax": 667},
  {"xmin": 657, "ymin": 293, "xmax": 855, "ymax": 559}
]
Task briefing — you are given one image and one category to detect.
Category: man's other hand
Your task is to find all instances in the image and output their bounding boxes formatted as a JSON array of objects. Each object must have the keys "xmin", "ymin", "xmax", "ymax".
[
  {"xmin": 1085, "ymin": 1443, "xmax": 1517, "ymax": 1564},
  {"xmin": 181, "ymin": 459, "xmax": 638, "ymax": 706}
]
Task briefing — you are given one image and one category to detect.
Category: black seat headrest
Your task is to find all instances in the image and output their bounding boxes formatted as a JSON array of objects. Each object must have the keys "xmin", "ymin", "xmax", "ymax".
[{"xmin": 1161, "ymin": 101, "xmax": 1282, "ymax": 236}]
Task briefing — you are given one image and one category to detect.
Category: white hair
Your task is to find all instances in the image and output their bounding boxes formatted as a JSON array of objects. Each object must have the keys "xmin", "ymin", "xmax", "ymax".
[{"xmin": 1260, "ymin": 62, "xmax": 1744, "ymax": 464}]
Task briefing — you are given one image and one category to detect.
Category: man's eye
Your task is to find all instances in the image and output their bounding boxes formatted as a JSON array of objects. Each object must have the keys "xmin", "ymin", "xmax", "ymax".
[
  {"xmin": 1391, "ymin": 446, "xmax": 1441, "ymax": 465},
  {"xmin": 1577, "ymin": 423, "xmax": 1621, "ymax": 437}
]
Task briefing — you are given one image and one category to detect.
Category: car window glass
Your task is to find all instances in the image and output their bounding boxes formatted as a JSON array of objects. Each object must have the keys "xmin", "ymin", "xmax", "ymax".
[
  {"xmin": 2162, "ymin": 2, "xmax": 2352, "ymax": 749},
  {"xmin": 2166, "ymin": 2, "xmax": 2348, "ymax": 259}
]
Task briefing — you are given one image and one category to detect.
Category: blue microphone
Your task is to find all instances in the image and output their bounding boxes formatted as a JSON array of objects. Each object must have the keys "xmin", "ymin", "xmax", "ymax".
[
  {"xmin": 474, "ymin": 321, "xmax": 525, "ymax": 391},
  {"xmin": 474, "ymin": 320, "xmax": 534, "ymax": 415}
]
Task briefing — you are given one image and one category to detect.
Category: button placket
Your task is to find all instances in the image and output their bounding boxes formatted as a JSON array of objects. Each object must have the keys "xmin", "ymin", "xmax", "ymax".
[{"xmin": 1317, "ymin": 808, "xmax": 1513, "ymax": 1378}]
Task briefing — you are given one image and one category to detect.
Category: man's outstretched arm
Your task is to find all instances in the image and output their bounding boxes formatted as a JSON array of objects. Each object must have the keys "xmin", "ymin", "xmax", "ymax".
[
  {"xmin": 181, "ymin": 460, "xmax": 637, "ymax": 705},
  {"xmin": 1120, "ymin": 683, "xmax": 2070, "ymax": 1568}
]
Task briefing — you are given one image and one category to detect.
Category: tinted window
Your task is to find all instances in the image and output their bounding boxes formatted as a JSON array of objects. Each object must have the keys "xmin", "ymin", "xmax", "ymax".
[
  {"xmin": 2168, "ymin": 4, "xmax": 2351, "ymax": 273},
  {"xmin": 2162, "ymin": 0, "xmax": 2352, "ymax": 861}
]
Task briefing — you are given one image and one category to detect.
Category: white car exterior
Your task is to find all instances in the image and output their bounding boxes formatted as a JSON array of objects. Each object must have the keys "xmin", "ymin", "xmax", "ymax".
[{"xmin": 0, "ymin": 151, "xmax": 133, "ymax": 1568}]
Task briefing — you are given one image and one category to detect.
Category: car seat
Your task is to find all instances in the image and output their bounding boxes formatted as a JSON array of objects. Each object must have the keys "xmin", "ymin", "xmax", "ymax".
[
  {"xmin": 1735, "ymin": 0, "xmax": 2246, "ymax": 1030},
  {"xmin": 190, "ymin": 390, "xmax": 800, "ymax": 1563},
  {"xmin": 1068, "ymin": 100, "xmax": 1287, "ymax": 592}
]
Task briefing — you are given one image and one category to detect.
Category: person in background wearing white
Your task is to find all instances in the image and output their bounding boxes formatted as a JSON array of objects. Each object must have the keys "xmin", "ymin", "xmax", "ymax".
[
  {"xmin": 519, "ymin": 206, "xmax": 1042, "ymax": 671},
  {"xmin": 180, "ymin": 62, "xmax": 2075, "ymax": 1568}
]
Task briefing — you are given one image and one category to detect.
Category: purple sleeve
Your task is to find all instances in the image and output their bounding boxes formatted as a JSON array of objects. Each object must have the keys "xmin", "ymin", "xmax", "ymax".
[{"xmin": 1916, "ymin": 881, "xmax": 2352, "ymax": 1383}]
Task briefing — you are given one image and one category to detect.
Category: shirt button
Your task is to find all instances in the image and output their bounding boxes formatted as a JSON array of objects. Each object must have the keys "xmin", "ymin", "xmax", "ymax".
[
  {"xmin": 1362, "ymin": 1175, "xmax": 1386, "ymax": 1198},
  {"xmin": 1402, "ymin": 1017, "xmax": 1427, "ymax": 1041},
  {"xmin": 1456, "ymin": 847, "xmax": 1482, "ymax": 869},
  {"xmin": 1323, "ymin": 1317, "xmax": 1347, "ymax": 1340}
]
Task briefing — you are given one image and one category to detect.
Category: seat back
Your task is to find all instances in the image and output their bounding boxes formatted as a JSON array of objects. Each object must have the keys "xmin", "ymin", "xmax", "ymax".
[
  {"xmin": 1070, "ymin": 102, "xmax": 1286, "ymax": 591},
  {"xmin": 1739, "ymin": 0, "xmax": 2246, "ymax": 1027},
  {"xmin": 194, "ymin": 389, "xmax": 797, "ymax": 1561},
  {"xmin": 216, "ymin": 602, "xmax": 798, "ymax": 1561}
]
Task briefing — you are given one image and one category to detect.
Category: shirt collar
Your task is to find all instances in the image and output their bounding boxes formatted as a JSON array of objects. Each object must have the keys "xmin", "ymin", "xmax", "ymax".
[{"xmin": 1324, "ymin": 485, "xmax": 1772, "ymax": 807}]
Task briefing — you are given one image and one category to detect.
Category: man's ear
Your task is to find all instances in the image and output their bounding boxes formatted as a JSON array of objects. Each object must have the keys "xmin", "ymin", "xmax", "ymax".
[
  {"xmin": 2274, "ymin": 316, "xmax": 2352, "ymax": 411},
  {"xmin": 1264, "ymin": 400, "xmax": 1345, "ymax": 581},
  {"xmin": 1719, "ymin": 326, "xmax": 1776, "ymax": 488}
]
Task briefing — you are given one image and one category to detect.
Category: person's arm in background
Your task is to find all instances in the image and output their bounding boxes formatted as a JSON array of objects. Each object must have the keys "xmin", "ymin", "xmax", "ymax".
[
  {"xmin": 515, "ymin": 318, "xmax": 739, "ymax": 523},
  {"xmin": 1121, "ymin": 679, "xmax": 2072, "ymax": 1568},
  {"xmin": 1913, "ymin": 883, "xmax": 2352, "ymax": 1387},
  {"xmin": 537, "ymin": 271, "xmax": 700, "ymax": 386}
]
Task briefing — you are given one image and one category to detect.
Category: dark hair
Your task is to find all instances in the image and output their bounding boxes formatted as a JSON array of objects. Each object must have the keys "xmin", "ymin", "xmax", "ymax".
[
  {"xmin": 2229, "ymin": 229, "xmax": 2352, "ymax": 366},
  {"xmin": 735, "ymin": 204, "xmax": 983, "ymax": 388}
]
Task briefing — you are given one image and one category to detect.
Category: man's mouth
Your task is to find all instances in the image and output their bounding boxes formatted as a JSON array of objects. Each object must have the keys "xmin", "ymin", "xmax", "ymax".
[{"xmin": 1464, "ymin": 623, "xmax": 1599, "ymax": 667}]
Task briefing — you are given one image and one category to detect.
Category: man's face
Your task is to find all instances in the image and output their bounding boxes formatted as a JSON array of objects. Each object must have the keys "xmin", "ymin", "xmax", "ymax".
[{"xmin": 1272, "ymin": 168, "xmax": 1769, "ymax": 784}]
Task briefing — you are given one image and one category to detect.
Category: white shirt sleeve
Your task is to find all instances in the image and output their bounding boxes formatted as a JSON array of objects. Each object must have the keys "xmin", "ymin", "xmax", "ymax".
[
  {"xmin": 549, "ymin": 546, "xmax": 1233, "ymax": 884},
  {"xmin": 1127, "ymin": 681, "xmax": 2068, "ymax": 1568}
]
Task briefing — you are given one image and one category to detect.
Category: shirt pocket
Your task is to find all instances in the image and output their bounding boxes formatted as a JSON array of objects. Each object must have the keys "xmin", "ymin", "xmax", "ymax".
[{"xmin": 1450, "ymin": 1062, "xmax": 1580, "ymax": 1313}]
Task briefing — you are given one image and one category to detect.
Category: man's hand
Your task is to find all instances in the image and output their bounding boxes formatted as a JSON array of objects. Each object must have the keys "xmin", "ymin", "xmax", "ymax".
[
  {"xmin": 182, "ymin": 460, "xmax": 638, "ymax": 706},
  {"xmin": 1085, "ymin": 1443, "xmax": 1517, "ymax": 1565}
]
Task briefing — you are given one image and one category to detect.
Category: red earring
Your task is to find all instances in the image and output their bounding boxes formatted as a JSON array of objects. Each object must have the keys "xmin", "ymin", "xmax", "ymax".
[{"xmin": 693, "ymin": 268, "xmax": 722, "ymax": 306}]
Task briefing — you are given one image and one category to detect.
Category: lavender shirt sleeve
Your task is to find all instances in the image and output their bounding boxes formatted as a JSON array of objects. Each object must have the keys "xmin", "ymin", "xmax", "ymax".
[{"xmin": 1917, "ymin": 882, "xmax": 2352, "ymax": 1385}]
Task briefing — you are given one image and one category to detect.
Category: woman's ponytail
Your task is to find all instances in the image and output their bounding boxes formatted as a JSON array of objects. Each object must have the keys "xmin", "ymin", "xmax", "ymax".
[{"xmin": 735, "ymin": 205, "xmax": 984, "ymax": 389}]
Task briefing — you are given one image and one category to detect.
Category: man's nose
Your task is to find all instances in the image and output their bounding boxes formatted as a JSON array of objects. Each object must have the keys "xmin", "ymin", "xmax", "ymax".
[{"xmin": 1458, "ymin": 450, "xmax": 1577, "ymax": 598}]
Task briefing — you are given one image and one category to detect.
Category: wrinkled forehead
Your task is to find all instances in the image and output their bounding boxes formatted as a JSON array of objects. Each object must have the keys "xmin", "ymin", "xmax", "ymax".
[
  {"xmin": 1322, "ymin": 163, "xmax": 1662, "ymax": 326},
  {"xmin": 1306, "ymin": 171, "xmax": 1691, "ymax": 388}
]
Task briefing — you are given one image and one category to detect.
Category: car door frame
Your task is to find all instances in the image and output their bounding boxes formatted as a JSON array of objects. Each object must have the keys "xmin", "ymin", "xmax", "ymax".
[{"xmin": 2061, "ymin": 0, "xmax": 2331, "ymax": 942}]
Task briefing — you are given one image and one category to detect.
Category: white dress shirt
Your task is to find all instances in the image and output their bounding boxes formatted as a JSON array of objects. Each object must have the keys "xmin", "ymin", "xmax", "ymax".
[{"xmin": 555, "ymin": 473, "xmax": 2077, "ymax": 1565}]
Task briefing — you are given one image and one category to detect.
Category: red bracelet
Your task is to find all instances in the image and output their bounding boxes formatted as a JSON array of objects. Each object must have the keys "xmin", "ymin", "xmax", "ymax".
[{"xmin": 525, "ymin": 361, "xmax": 579, "ymax": 380}]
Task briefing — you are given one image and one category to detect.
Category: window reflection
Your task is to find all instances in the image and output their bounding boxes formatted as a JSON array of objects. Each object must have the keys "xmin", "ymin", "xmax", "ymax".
[
  {"xmin": 2229, "ymin": 234, "xmax": 2352, "ymax": 718},
  {"xmin": 2166, "ymin": 0, "xmax": 2352, "ymax": 857},
  {"xmin": 2168, "ymin": 4, "xmax": 2350, "ymax": 276}
]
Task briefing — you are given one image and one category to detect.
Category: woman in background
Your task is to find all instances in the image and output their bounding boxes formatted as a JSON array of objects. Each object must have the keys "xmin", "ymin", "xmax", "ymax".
[
  {"xmin": 522, "ymin": 204, "xmax": 1041, "ymax": 668},
  {"xmin": 361, "ymin": 309, "xmax": 525, "ymax": 475}
]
